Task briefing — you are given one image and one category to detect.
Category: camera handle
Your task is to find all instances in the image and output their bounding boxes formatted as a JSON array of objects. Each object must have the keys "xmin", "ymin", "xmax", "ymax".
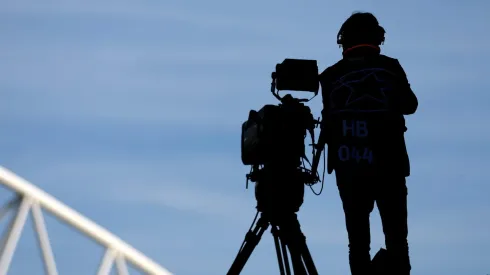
[
  {"xmin": 310, "ymin": 128, "xmax": 327, "ymax": 180},
  {"xmin": 271, "ymin": 72, "xmax": 316, "ymax": 104}
]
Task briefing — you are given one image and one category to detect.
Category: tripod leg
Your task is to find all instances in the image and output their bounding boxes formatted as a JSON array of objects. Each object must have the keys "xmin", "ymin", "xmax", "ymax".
[
  {"xmin": 271, "ymin": 225, "xmax": 287, "ymax": 275},
  {"xmin": 279, "ymin": 214, "xmax": 319, "ymax": 275},
  {"xmin": 298, "ymin": 241, "xmax": 318, "ymax": 275},
  {"xmin": 227, "ymin": 215, "xmax": 269, "ymax": 275},
  {"xmin": 279, "ymin": 236, "xmax": 292, "ymax": 275},
  {"xmin": 284, "ymin": 238, "xmax": 307, "ymax": 275}
]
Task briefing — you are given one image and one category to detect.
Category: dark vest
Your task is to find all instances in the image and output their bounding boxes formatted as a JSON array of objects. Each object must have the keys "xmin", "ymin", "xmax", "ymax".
[{"xmin": 320, "ymin": 47, "xmax": 411, "ymax": 177}]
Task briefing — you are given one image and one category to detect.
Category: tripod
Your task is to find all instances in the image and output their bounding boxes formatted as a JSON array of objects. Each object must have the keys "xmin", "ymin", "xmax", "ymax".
[{"xmin": 227, "ymin": 211, "xmax": 318, "ymax": 275}]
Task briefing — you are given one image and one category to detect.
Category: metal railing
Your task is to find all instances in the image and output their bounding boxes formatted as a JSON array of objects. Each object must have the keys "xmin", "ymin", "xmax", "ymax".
[{"xmin": 0, "ymin": 166, "xmax": 173, "ymax": 275}]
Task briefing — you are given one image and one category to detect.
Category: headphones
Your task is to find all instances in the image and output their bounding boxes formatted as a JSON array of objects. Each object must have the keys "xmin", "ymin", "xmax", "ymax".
[{"xmin": 336, "ymin": 22, "xmax": 386, "ymax": 47}]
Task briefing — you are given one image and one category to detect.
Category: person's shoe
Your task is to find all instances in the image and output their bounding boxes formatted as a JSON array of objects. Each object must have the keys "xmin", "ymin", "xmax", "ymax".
[{"xmin": 371, "ymin": 248, "xmax": 388, "ymax": 275}]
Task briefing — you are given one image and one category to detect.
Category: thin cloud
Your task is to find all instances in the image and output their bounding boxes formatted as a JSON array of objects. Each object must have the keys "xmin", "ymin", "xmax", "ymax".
[
  {"xmin": 408, "ymin": 111, "xmax": 490, "ymax": 144},
  {"xmin": 109, "ymin": 183, "xmax": 255, "ymax": 225},
  {"xmin": 0, "ymin": 0, "xmax": 305, "ymax": 36}
]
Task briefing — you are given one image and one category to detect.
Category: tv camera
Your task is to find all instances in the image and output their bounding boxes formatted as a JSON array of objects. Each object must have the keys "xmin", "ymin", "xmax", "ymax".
[{"xmin": 227, "ymin": 59, "xmax": 326, "ymax": 275}]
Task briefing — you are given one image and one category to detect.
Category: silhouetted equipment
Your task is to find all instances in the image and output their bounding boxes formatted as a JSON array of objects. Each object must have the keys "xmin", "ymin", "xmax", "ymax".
[
  {"xmin": 228, "ymin": 59, "xmax": 324, "ymax": 275},
  {"xmin": 241, "ymin": 58, "xmax": 320, "ymax": 171},
  {"xmin": 275, "ymin": 59, "xmax": 320, "ymax": 93},
  {"xmin": 227, "ymin": 211, "xmax": 317, "ymax": 275}
]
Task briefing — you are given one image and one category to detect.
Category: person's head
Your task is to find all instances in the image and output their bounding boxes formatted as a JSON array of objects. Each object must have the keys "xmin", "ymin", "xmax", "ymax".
[{"xmin": 337, "ymin": 12, "xmax": 386, "ymax": 50}]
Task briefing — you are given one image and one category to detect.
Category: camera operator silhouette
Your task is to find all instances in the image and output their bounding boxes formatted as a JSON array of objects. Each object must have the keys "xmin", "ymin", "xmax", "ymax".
[{"xmin": 318, "ymin": 12, "xmax": 418, "ymax": 275}]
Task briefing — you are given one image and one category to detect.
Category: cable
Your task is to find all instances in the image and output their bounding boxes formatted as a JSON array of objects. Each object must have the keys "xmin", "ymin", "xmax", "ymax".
[{"xmin": 301, "ymin": 155, "xmax": 325, "ymax": 196}]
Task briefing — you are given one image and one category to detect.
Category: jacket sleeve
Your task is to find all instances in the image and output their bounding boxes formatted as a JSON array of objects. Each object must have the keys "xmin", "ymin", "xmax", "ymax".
[{"xmin": 392, "ymin": 59, "xmax": 418, "ymax": 115}]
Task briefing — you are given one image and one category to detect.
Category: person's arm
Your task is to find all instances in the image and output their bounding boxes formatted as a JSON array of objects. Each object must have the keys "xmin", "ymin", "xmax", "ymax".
[
  {"xmin": 310, "ymin": 69, "xmax": 332, "ymax": 177},
  {"xmin": 319, "ymin": 69, "xmax": 333, "ymax": 145},
  {"xmin": 393, "ymin": 59, "xmax": 418, "ymax": 115}
]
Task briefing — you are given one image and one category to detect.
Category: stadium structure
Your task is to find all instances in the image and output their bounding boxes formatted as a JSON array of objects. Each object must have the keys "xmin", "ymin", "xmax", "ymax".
[{"xmin": 0, "ymin": 166, "xmax": 173, "ymax": 275}]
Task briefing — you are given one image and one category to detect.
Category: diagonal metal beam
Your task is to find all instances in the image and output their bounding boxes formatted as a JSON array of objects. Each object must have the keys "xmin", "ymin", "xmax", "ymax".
[
  {"xmin": 116, "ymin": 255, "xmax": 130, "ymax": 275},
  {"xmin": 31, "ymin": 202, "xmax": 58, "ymax": 275},
  {"xmin": 0, "ymin": 196, "xmax": 32, "ymax": 275},
  {"xmin": 0, "ymin": 201, "xmax": 20, "ymax": 254},
  {"xmin": 0, "ymin": 195, "xmax": 21, "ymax": 223},
  {"xmin": 98, "ymin": 248, "xmax": 117, "ymax": 275}
]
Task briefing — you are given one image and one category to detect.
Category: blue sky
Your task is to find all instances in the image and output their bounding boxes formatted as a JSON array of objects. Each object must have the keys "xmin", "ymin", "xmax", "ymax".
[{"xmin": 1, "ymin": 0, "xmax": 489, "ymax": 274}]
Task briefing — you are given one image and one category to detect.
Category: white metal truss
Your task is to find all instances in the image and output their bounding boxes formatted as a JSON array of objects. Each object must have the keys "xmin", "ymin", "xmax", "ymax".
[{"xmin": 0, "ymin": 166, "xmax": 173, "ymax": 275}]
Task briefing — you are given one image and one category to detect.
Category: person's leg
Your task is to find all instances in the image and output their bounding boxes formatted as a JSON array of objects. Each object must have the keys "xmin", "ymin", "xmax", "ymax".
[
  {"xmin": 376, "ymin": 176, "xmax": 411, "ymax": 275},
  {"xmin": 336, "ymin": 170, "xmax": 376, "ymax": 275}
]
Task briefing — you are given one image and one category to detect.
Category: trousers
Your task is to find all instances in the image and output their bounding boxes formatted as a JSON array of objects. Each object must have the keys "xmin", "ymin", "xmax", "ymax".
[{"xmin": 335, "ymin": 168, "xmax": 411, "ymax": 275}]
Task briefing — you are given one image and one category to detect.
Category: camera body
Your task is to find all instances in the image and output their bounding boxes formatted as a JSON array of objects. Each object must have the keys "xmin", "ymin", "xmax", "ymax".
[
  {"xmin": 240, "ymin": 59, "xmax": 319, "ymax": 166},
  {"xmin": 241, "ymin": 100, "xmax": 314, "ymax": 166}
]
